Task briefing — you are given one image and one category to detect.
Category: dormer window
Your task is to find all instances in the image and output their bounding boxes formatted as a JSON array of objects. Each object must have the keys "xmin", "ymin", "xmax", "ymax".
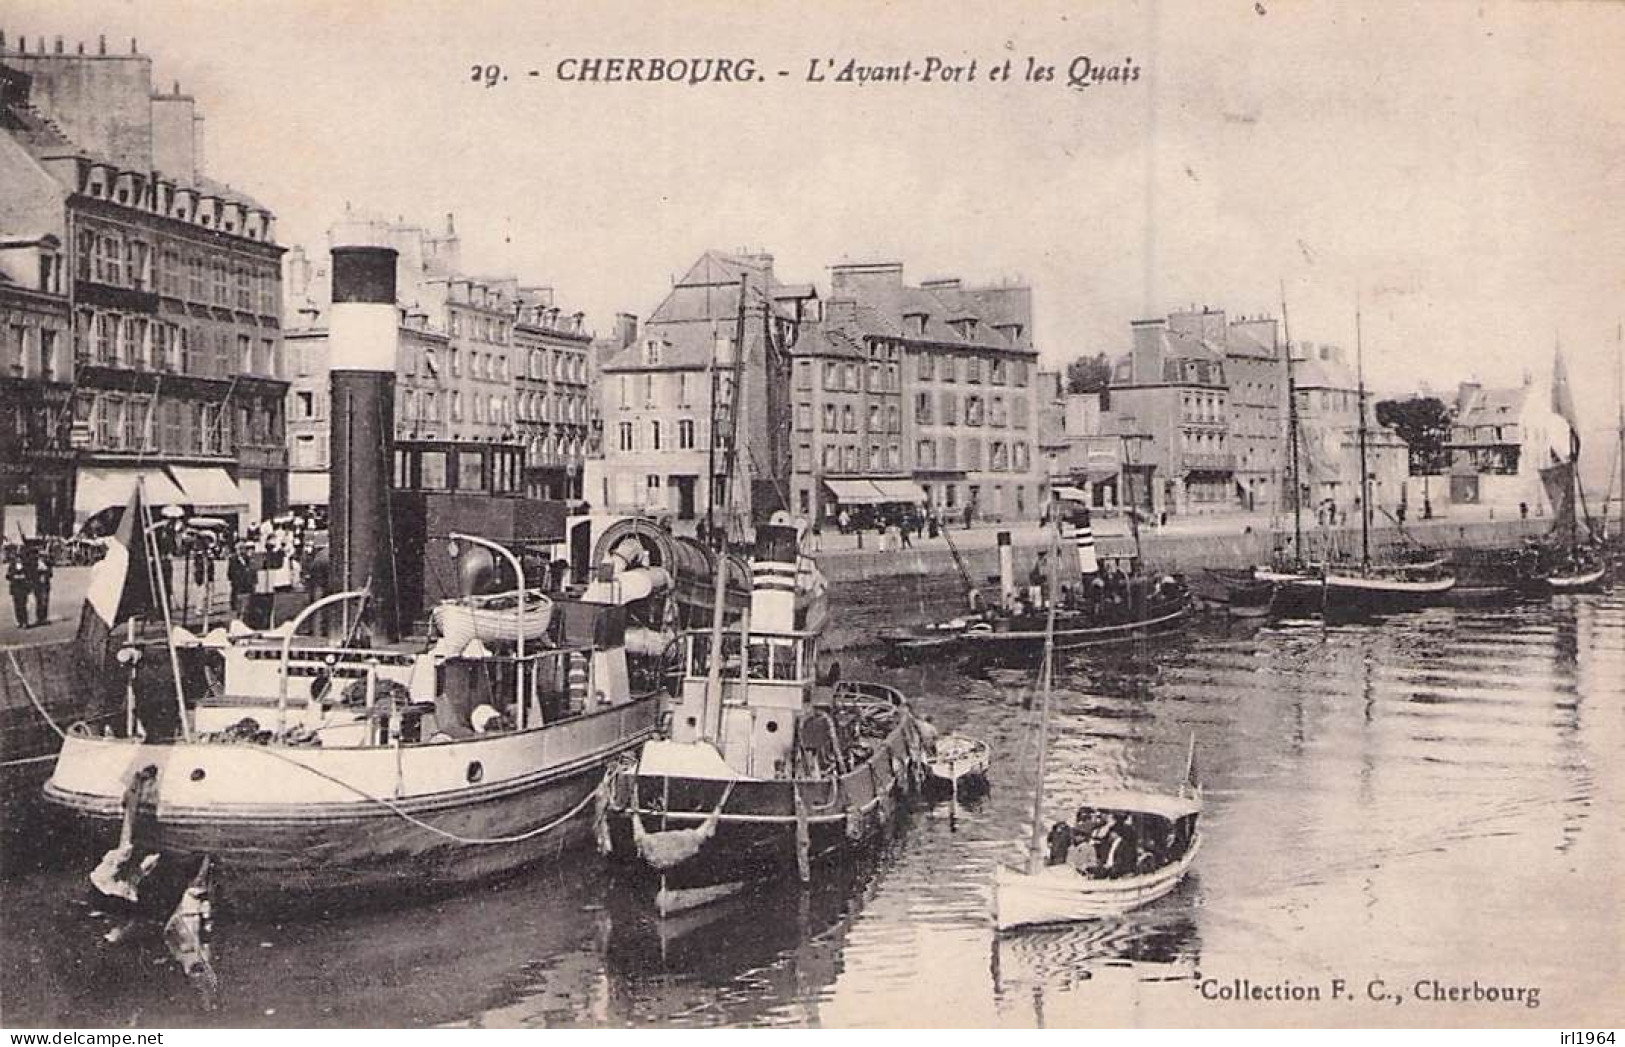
[
  {"xmin": 642, "ymin": 338, "xmax": 662, "ymax": 366},
  {"xmin": 905, "ymin": 312, "xmax": 927, "ymax": 337}
]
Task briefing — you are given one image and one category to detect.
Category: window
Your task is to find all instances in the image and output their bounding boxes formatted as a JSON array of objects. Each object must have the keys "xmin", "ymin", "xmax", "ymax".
[
  {"xmin": 887, "ymin": 404, "xmax": 900, "ymax": 433},
  {"xmin": 868, "ymin": 403, "xmax": 882, "ymax": 432},
  {"xmin": 1014, "ymin": 360, "xmax": 1028, "ymax": 387},
  {"xmin": 822, "ymin": 404, "xmax": 838, "ymax": 432},
  {"xmin": 965, "ymin": 395, "xmax": 984, "ymax": 427},
  {"xmin": 917, "ymin": 439, "xmax": 935, "ymax": 468},
  {"xmin": 942, "ymin": 357, "xmax": 957, "ymax": 383},
  {"xmin": 795, "ymin": 444, "xmax": 812, "ymax": 472},
  {"xmin": 796, "ymin": 361, "xmax": 813, "ymax": 390},
  {"xmin": 678, "ymin": 372, "xmax": 692, "ymax": 407},
  {"xmin": 844, "ymin": 363, "xmax": 859, "ymax": 391},
  {"xmin": 965, "ymin": 437, "xmax": 982, "ymax": 470},
  {"xmin": 796, "ymin": 403, "xmax": 813, "ymax": 430},
  {"xmin": 1014, "ymin": 442, "xmax": 1030, "ymax": 471},
  {"xmin": 619, "ymin": 375, "xmax": 631, "ymax": 409},
  {"xmin": 941, "ymin": 391, "xmax": 958, "ymax": 426},
  {"xmin": 843, "ymin": 445, "xmax": 858, "ymax": 472},
  {"xmin": 823, "ymin": 361, "xmax": 840, "ymax": 389},
  {"xmin": 297, "ymin": 391, "xmax": 315, "ymax": 418},
  {"xmin": 967, "ymin": 357, "xmax": 982, "ymax": 383},
  {"xmin": 991, "ymin": 440, "xmax": 1009, "ymax": 471},
  {"xmin": 942, "ymin": 436, "xmax": 957, "ymax": 469},
  {"xmin": 679, "ymin": 418, "xmax": 695, "ymax": 449},
  {"xmin": 916, "ymin": 392, "xmax": 933, "ymax": 424},
  {"xmin": 869, "ymin": 362, "xmax": 881, "ymax": 391},
  {"xmin": 841, "ymin": 404, "xmax": 855, "ymax": 433},
  {"xmin": 990, "ymin": 395, "xmax": 1007, "ymax": 427},
  {"xmin": 1012, "ymin": 396, "xmax": 1029, "ymax": 429},
  {"xmin": 918, "ymin": 353, "xmax": 935, "ymax": 381},
  {"xmin": 991, "ymin": 359, "xmax": 1007, "ymax": 385},
  {"xmin": 238, "ymin": 334, "xmax": 253, "ymax": 374},
  {"xmin": 618, "ymin": 421, "xmax": 634, "ymax": 451},
  {"xmin": 641, "ymin": 374, "xmax": 654, "ymax": 407},
  {"xmin": 650, "ymin": 420, "xmax": 662, "ymax": 451}
]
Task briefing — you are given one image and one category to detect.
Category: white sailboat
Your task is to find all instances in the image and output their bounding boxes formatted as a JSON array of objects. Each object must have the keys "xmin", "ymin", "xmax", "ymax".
[{"xmin": 993, "ymin": 521, "xmax": 1202, "ymax": 933}]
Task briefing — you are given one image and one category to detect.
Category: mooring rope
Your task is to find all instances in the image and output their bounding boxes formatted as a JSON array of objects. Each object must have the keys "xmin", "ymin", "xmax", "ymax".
[
  {"xmin": 7, "ymin": 648, "xmax": 67, "ymax": 741},
  {"xmin": 253, "ymin": 743, "xmax": 603, "ymax": 845}
]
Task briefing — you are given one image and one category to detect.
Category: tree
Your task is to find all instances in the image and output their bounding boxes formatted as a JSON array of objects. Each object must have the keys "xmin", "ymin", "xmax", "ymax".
[
  {"xmin": 1375, "ymin": 396, "xmax": 1453, "ymax": 475},
  {"xmin": 1065, "ymin": 352, "xmax": 1114, "ymax": 404}
]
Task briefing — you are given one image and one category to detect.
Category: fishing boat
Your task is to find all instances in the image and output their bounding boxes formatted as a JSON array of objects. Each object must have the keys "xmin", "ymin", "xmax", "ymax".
[
  {"xmin": 1257, "ymin": 299, "xmax": 1456, "ymax": 615},
  {"xmin": 599, "ymin": 520, "xmax": 928, "ymax": 916},
  {"xmin": 887, "ymin": 516, "xmax": 1193, "ymax": 663},
  {"xmin": 1526, "ymin": 342, "xmax": 1610, "ymax": 595},
  {"xmin": 992, "ymin": 522, "xmax": 1201, "ymax": 933}
]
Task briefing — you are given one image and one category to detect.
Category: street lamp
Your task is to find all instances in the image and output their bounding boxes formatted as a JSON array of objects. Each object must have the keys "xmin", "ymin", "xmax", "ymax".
[{"xmin": 448, "ymin": 532, "xmax": 528, "ymax": 728}]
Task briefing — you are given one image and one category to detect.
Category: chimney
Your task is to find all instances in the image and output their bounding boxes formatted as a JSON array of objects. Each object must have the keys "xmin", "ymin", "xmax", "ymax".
[
  {"xmin": 614, "ymin": 312, "xmax": 638, "ymax": 348},
  {"xmin": 329, "ymin": 237, "xmax": 402, "ymax": 640}
]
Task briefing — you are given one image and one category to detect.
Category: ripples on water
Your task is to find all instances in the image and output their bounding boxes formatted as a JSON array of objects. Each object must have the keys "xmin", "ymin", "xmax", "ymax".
[{"xmin": 3, "ymin": 588, "xmax": 1621, "ymax": 1028}]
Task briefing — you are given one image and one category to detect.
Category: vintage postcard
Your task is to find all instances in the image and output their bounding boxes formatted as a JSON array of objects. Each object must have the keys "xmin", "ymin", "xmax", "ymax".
[{"xmin": 0, "ymin": 0, "xmax": 1620, "ymax": 1033}]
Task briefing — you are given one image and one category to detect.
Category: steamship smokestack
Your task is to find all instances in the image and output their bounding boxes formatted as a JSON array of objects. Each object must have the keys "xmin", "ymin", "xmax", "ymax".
[
  {"xmin": 329, "ymin": 240, "xmax": 400, "ymax": 639},
  {"xmin": 997, "ymin": 530, "xmax": 1015, "ymax": 607},
  {"xmin": 1073, "ymin": 506, "xmax": 1099, "ymax": 576},
  {"xmin": 749, "ymin": 522, "xmax": 800, "ymax": 632}
]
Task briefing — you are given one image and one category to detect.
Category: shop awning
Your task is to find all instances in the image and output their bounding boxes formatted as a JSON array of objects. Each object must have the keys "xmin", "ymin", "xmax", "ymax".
[
  {"xmin": 824, "ymin": 479, "xmax": 887, "ymax": 505},
  {"xmin": 74, "ymin": 467, "xmax": 189, "ymax": 517},
  {"xmin": 169, "ymin": 466, "xmax": 248, "ymax": 514},
  {"xmin": 1052, "ymin": 485, "xmax": 1090, "ymax": 502},
  {"xmin": 287, "ymin": 471, "xmax": 331, "ymax": 506},
  {"xmin": 871, "ymin": 479, "xmax": 927, "ymax": 504}
]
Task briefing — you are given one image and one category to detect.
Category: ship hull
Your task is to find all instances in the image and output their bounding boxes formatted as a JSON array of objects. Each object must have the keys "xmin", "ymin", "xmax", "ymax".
[
  {"xmin": 602, "ymin": 711, "xmax": 926, "ymax": 915},
  {"xmin": 42, "ymin": 698, "xmax": 659, "ymax": 911}
]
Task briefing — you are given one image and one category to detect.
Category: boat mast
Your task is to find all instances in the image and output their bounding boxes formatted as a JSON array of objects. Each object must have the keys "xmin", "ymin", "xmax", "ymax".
[
  {"xmin": 1616, "ymin": 322, "xmax": 1623, "ymax": 545},
  {"xmin": 1280, "ymin": 284, "xmax": 1303, "ymax": 563},
  {"xmin": 1024, "ymin": 515, "xmax": 1061, "ymax": 877},
  {"xmin": 701, "ymin": 276, "xmax": 750, "ymax": 744},
  {"xmin": 1355, "ymin": 300, "xmax": 1371, "ymax": 570}
]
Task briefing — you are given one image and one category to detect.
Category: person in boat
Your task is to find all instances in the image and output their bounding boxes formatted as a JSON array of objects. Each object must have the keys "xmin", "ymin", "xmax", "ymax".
[
  {"xmin": 1070, "ymin": 810, "xmax": 1113, "ymax": 878},
  {"xmin": 1046, "ymin": 821, "xmax": 1074, "ymax": 866}
]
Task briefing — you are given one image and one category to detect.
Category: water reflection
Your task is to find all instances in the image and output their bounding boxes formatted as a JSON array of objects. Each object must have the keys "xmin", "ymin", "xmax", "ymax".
[{"xmin": 2, "ymin": 586, "xmax": 1619, "ymax": 1027}]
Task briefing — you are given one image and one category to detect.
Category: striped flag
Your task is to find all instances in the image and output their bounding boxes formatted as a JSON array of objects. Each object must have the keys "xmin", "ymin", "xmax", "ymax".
[{"xmin": 76, "ymin": 488, "xmax": 158, "ymax": 664}]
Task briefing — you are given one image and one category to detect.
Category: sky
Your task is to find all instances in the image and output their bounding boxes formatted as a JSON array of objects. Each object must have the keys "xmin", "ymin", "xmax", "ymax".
[{"xmin": 8, "ymin": 0, "xmax": 1625, "ymax": 445}]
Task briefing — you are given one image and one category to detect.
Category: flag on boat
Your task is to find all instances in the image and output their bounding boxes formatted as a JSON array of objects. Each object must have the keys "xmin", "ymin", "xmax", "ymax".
[
  {"xmin": 76, "ymin": 487, "xmax": 159, "ymax": 663},
  {"xmin": 1551, "ymin": 345, "xmax": 1581, "ymax": 459}
]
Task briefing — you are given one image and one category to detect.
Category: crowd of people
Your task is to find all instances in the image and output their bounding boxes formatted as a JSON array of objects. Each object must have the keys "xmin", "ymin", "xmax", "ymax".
[{"xmin": 1045, "ymin": 806, "xmax": 1196, "ymax": 879}]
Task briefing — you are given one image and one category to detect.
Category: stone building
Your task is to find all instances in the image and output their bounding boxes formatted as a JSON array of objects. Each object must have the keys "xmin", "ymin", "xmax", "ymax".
[
  {"xmin": 1443, "ymin": 374, "xmax": 1568, "ymax": 516},
  {"xmin": 512, "ymin": 286, "xmax": 592, "ymax": 500},
  {"xmin": 812, "ymin": 263, "xmax": 1041, "ymax": 524},
  {"xmin": 1108, "ymin": 317, "xmax": 1232, "ymax": 516},
  {"xmin": 1291, "ymin": 342, "xmax": 1408, "ymax": 522},
  {"xmin": 0, "ymin": 230, "xmax": 73, "ymax": 536},
  {"xmin": 1, "ymin": 35, "xmax": 287, "ymax": 530},
  {"xmin": 596, "ymin": 251, "xmax": 801, "ymax": 525},
  {"xmin": 282, "ymin": 216, "xmax": 601, "ymax": 506}
]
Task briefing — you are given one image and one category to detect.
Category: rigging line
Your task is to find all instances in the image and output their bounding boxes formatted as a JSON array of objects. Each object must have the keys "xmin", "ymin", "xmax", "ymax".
[{"xmin": 7, "ymin": 648, "xmax": 68, "ymax": 741}]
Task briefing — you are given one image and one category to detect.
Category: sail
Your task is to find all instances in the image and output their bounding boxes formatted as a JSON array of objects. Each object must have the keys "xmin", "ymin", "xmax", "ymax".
[
  {"xmin": 1539, "ymin": 456, "xmax": 1576, "ymax": 534},
  {"xmin": 1552, "ymin": 346, "xmax": 1582, "ymax": 460}
]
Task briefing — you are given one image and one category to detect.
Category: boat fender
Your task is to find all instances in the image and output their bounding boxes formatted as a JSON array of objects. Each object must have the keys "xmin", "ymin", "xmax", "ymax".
[{"xmin": 844, "ymin": 803, "xmax": 864, "ymax": 842}]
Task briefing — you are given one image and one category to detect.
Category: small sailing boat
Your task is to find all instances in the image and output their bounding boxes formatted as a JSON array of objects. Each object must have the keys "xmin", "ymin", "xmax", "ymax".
[
  {"xmin": 1261, "ymin": 299, "xmax": 1456, "ymax": 614},
  {"xmin": 1529, "ymin": 343, "xmax": 1608, "ymax": 594},
  {"xmin": 925, "ymin": 733, "xmax": 991, "ymax": 794},
  {"xmin": 993, "ymin": 522, "xmax": 1202, "ymax": 933}
]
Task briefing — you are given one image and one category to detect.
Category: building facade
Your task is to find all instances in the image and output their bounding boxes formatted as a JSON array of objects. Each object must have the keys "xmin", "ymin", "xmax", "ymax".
[
  {"xmin": 1443, "ymin": 376, "xmax": 1568, "ymax": 515},
  {"xmin": 596, "ymin": 251, "xmax": 798, "ymax": 525},
  {"xmin": 513, "ymin": 287, "xmax": 592, "ymax": 500},
  {"xmin": 0, "ymin": 234, "xmax": 73, "ymax": 536},
  {"xmin": 1108, "ymin": 317, "xmax": 1232, "ymax": 516},
  {"xmin": 1, "ymin": 37, "xmax": 288, "ymax": 530},
  {"xmin": 809, "ymin": 263, "xmax": 1041, "ymax": 524},
  {"xmin": 283, "ymin": 217, "xmax": 595, "ymax": 506},
  {"xmin": 1292, "ymin": 342, "xmax": 1408, "ymax": 522}
]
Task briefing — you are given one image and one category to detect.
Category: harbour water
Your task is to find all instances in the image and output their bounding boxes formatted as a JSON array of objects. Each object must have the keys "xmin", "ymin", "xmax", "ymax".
[{"xmin": 3, "ymin": 584, "xmax": 1620, "ymax": 1028}]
